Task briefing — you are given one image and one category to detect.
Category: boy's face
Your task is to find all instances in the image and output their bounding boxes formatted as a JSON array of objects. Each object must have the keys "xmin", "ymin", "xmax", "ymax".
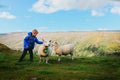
[{"xmin": 32, "ymin": 31, "xmax": 38, "ymax": 37}]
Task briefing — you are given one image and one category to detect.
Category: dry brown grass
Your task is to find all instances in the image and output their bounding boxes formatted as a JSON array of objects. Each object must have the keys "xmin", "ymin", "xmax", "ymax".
[{"xmin": 0, "ymin": 31, "xmax": 120, "ymax": 56}]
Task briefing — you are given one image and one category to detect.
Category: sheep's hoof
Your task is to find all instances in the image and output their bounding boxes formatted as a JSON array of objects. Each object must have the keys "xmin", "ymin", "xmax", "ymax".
[
  {"xmin": 46, "ymin": 63, "xmax": 51, "ymax": 65},
  {"xmin": 71, "ymin": 59, "xmax": 74, "ymax": 61}
]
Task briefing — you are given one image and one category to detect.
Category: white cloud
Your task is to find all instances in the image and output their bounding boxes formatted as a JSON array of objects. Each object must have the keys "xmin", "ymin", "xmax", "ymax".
[
  {"xmin": 76, "ymin": 0, "xmax": 109, "ymax": 10},
  {"xmin": 91, "ymin": 10, "xmax": 104, "ymax": 16},
  {"xmin": 0, "ymin": 12, "xmax": 16, "ymax": 19},
  {"xmin": 30, "ymin": 0, "xmax": 77, "ymax": 14},
  {"xmin": 97, "ymin": 28, "xmax": 107, "ymax": 31},
  {"xmin": 30, "ymin": 0, "xmax": 110, "ymax": 14},
  {"xmin": 30, "ymin": 0, "xmax": 120, "ymax": 16},
  {"xmin": 110, "ymin": 1, "xmax": 120, "ymax": 15},
  {"xmin": 111, "ymin": 6, "xmax": 120, "ymax": 15}
]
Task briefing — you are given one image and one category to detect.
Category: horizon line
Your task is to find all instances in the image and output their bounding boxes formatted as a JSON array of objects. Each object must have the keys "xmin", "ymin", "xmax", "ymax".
[{"xmin": 0, "ymin": 30, "xmax": 120, "ymax": 34}]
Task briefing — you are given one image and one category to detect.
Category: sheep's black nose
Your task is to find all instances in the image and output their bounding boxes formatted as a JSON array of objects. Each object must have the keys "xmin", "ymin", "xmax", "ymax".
[{"xmin": 45, "ymin": 46, "xmax": 48, "ymax": 47}]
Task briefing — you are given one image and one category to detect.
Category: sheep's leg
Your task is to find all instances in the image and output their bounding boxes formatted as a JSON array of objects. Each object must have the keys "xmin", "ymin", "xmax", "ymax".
[
  {"xmin": 43, "ymin": 58, "xmax": 45, "ymax": 62},
  {"xmin": 58, "ymin": 55, "xmax": 61, "ymax": 62},
  {"xmin": 71, "ymin": 55, "xmax": 74, "ymax": 60},
  {"xmin": 46, "ymin": 57, "xmax": 49, "ymax": 64},
  {"xmin": 39, "ymin": 56, "xmax": 42, "ymax": 62},
  {"xmin": 71, "ymin": 54, "xmax": 74, "ymax": 60}
]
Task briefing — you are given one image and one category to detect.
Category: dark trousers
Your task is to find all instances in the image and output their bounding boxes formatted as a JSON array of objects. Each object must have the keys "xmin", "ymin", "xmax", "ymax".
[{"xmin": 18, "ymin": 48, "xmax": 33, "ymax": 62}]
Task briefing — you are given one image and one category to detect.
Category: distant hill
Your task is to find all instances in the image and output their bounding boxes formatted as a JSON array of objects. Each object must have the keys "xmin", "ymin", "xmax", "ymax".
[
  {"xmin": 0, "ymin": 43, "xmax": 20, "ymax": 53},
  {"xmin": 0, "ymin": 43, "xmax": 10, "ymax": 51},
  {"xmin": 0, "ymin": 33, "xmax": 7, "ymax": 37},
  {"xmin": 96, "ymin": 30, "xmax": 120, "ymax": 32},
  {"xmin": 0, "ymin": 31, "xmax": 120, "ymax": 56}
]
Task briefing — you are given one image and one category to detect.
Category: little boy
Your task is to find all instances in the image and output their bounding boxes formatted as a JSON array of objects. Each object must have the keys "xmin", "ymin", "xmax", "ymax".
[{"xmin": 18, "ymin": 29, "xmax": 43, "ymax": 62}]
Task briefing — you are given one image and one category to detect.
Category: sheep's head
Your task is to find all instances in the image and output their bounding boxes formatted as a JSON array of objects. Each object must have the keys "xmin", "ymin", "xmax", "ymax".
[
  {"xmin": 43, "ymin": 40, "xmax": 51, "ymax": 47},
  {"xmin": 52, "ymin": 41, "xmax": 59, "ymax": 47}
]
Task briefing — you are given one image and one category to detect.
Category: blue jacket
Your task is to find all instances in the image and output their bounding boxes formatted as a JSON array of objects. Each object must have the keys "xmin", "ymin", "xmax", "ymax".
[{"xmin": 23, "ymin": 32, "xmax": 43, "ymax": 49}]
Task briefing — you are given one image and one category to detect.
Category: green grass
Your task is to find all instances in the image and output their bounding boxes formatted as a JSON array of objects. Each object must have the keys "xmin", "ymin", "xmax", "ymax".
[{"xmin": 0, "ymin": 52, "xmax": 120, "ymax": 80}]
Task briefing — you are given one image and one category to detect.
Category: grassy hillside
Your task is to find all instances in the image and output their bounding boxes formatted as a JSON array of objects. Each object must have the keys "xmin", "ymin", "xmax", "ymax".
[
  {"xmin": 0, "ymin": 43, "xmax": 19, "ymax": 53},
  {"xmin": 0, "ymin": 31, "xmax": 120, "ymax": 56},
  {"xmin": 0, "ymin": 42, "xmax": 120, "ymax": 80},
  {"xmin": 0, "ymin": 52, "xmax": 120, "ymax": 80}
]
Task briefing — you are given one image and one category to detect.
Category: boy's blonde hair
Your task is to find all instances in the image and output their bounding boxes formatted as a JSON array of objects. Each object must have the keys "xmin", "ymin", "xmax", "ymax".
[{"xmin": 32, "ymin": 29, "xmax": 38, "ymax": 34}]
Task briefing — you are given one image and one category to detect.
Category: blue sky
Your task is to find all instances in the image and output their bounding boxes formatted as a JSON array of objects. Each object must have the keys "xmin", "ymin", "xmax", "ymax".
[{"xmin": 0, "ymin": 0, "xmax": 120, "ymax": 33}]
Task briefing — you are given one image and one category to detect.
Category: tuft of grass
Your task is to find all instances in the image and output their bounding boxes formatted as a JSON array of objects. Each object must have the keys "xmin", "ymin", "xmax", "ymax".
[
  {"xmin": 61, "ymin": 65, "xmax": 89, "ymax": 71},
  {"xmin": 37, "ymin": 70, "xmax": 55, "ymax": 75}
]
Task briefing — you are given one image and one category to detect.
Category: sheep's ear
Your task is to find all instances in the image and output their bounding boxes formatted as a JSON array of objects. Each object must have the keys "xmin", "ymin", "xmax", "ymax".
[
  {"xmin": 49, "ymin": 40, "xmax": 51, "ymax": 42},
  {"xmin": 55, "ymin": 42, "xmax": 58, "ymax": 44},
  {"xmin": 51, "ymin": 40, "xmax": 54, "ymax": 43}
]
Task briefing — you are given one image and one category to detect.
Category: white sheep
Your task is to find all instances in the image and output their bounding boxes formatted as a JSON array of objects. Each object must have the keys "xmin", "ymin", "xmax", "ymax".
[
  {"xmin": 52, "ymin": 41, "xmax": 74, "ymax": 62},
  {"xmin": 38, "ymin": 40, "xmax": 52, "ymax": 63}
]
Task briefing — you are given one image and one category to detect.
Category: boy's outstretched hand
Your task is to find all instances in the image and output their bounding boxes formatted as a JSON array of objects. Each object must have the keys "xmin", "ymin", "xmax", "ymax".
[{"xmin": 42, "ymin": 38, "xmax": 44, "ymax": 42}]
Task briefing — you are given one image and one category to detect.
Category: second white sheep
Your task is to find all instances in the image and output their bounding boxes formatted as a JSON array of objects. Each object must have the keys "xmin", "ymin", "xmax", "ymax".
[{"xmin": 52, "ymin": 41, "xmax": 74, "ymax": 62}]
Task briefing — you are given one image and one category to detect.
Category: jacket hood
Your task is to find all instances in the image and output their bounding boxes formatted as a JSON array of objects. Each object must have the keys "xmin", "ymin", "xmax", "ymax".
[{"xmin": 28, "ymin": 32, "xmax": 32, "ymax": 36}]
